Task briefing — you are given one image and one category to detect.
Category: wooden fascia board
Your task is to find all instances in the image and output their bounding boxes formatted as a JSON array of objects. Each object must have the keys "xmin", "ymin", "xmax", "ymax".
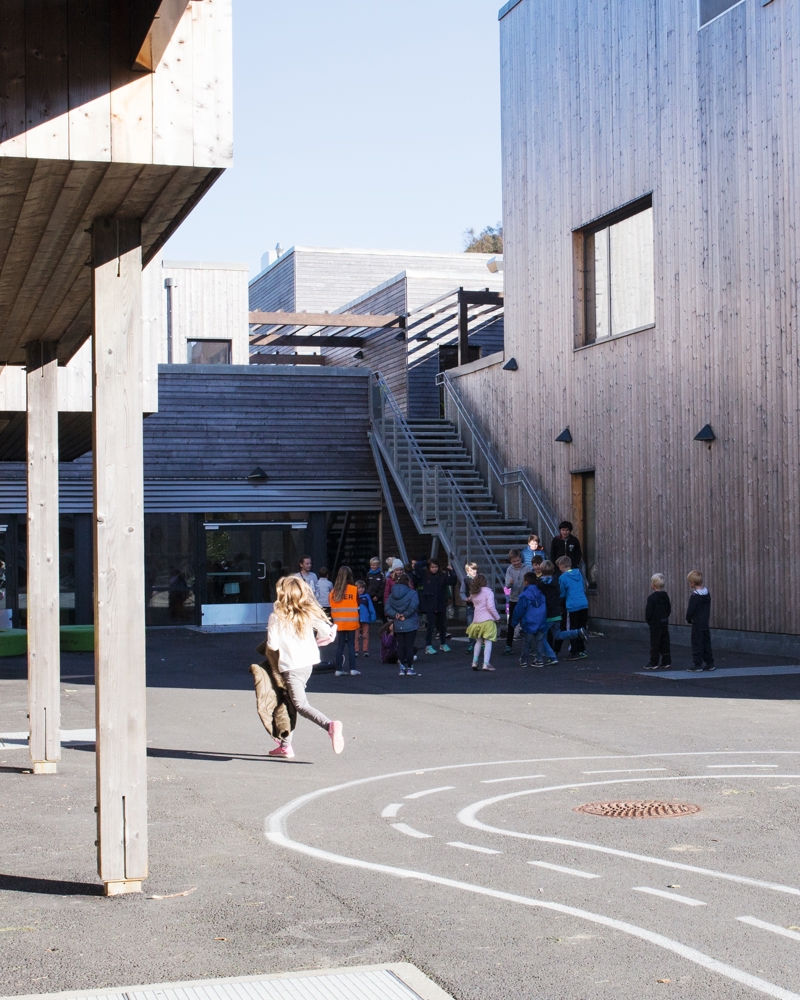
[{"xmin": 248, "ymin": 311, "xmax": 401, "ymax": 329}]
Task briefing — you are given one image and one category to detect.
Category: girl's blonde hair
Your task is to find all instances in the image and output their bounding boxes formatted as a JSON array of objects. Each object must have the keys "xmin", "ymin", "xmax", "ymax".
[
  {"xmin": 332, "ymin": 565, "xmax": 354, "ymax": 603},
  {"xmin": 272, "ymin": 575, "xmax": 328, "ymax": 637}
]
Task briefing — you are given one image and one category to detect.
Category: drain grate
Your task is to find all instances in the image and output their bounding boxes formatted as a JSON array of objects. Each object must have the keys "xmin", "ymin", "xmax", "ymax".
[{"xmin": 575, "ymin": 800, "xmax": 701, "ymax": 819}]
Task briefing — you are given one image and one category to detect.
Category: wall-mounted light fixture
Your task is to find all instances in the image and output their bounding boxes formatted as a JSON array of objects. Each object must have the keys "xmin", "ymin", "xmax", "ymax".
[
  {"xmin": 502, "ymin": 357, "xmax": 518, "ymax": 371},
  {"xmin": 354, "ymin": 350, "xmax": 364, "ymax": 360},
  {"xmin": 555, "ymin": 428, "xmax": 573, "ymax": 443},
  {"xmin": 394, "ymin": 332, "xmax": 406, "ymax": 342},
  {"xmin": 694, "ymin": 424, "xmax": 715, "ymax": 443},
  {"xmin": 247, "ymin": 467, "xmax": 269, "ymax": 482}
]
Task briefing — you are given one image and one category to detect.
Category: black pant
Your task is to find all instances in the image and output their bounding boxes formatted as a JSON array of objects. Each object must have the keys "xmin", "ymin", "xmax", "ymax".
[
  {"xmin": 396, "ymin": 630, "xmax": 417, "ymax": 670},
  {"xmin": 553, "ymin": 607, "xmax": 587, "ymax": 654},
  {"xmin": 425, "ymin": 610, "xmax": 447, "ymax": 647},
  {"xmin": 504, "ymin": 601, "xmax": 517, "ymax": 650},
  {"xmin": 691, "ymin": 627, "xmax": 714, "ymax": 667},
  {"xmin": 649, "ymin": 623, "xmax": 671, "ymax": 666}
]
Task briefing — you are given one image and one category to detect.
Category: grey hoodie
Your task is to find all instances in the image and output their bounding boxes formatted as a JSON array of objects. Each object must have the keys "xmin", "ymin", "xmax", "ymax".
[{"xmin": 505, "ymin": 563, "xmax": 527, "ymax": 602}]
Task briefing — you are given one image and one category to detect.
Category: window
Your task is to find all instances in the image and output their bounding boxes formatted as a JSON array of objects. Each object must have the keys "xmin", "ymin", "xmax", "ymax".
[
  {"xmin": 187, "ymin": 340, "xmax": 231, "ymax": 365},
  {"xmin": 699, "ymin": 0, "xmax": 745, "ymax": 28},
  {"xmin": 580, "ymin": 199, "xmax": 654, "ymax": 346}
]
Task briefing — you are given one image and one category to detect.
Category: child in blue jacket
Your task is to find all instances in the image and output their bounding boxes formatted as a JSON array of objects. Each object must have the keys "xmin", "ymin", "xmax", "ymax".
[
  {"xmin": 355, "ymin": 579, "xmax": 377, "ymax": 659},
  {"xmin": 512, "ymin": 574, "xmax": 548, "ymax": 667},
  {"xmin": 555, "ymin": 557, "xmax": 590, "ymax": 659}
]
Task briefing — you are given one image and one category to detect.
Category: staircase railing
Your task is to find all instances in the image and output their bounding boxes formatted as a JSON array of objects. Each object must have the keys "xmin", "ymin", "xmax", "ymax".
[
  {"xmin": 370, "ymin": 372, "xmax": 506, "ymax": 591},
  {"xmin": 437, "ymin": 370, "xmax": 559, "ymax": 542}
]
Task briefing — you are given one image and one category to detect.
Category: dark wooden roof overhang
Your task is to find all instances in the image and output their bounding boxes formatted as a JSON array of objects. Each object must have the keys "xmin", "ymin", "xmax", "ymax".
[{"xmin": 0, "ymin": 158, "xmax": 223, "ymax": 366}]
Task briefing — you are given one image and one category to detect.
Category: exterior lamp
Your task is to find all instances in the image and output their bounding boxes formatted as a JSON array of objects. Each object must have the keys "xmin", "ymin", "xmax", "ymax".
[
  {"xmin": 247, "ymin": 467, "xmax": 268, "ymax": 482},
  {"xmin": 354, "ymin": 350, "xmax": 364, "ymax": 359},
  {"xmin": 502, "ymin": 357, "xmax": 518, "ymax": 371},
  {"xmin": 555, "ymin": 428, "xmax": 573, "ymax": 443},
  {"xmin": 694, "ymin": 424, "xmax": 715, "ymax": 443}
]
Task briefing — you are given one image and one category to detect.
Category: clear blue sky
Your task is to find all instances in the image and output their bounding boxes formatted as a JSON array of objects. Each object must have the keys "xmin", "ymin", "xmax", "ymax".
[{"xmin": 164, "ymin": 0, "xmax": 503, "ymax": 274}]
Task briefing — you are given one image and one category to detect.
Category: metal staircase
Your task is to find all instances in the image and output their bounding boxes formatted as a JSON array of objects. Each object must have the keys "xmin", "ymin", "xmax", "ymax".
[{"xmin": 369, "ymin": 372, "xmax": 557, "ymax": 592}]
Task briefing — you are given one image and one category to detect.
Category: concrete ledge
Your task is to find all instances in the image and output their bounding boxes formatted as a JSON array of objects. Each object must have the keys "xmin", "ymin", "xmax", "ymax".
[
  {"xmin": 1, "ymin": 964, "xmax": 455, "ymax": 1000},
  {"xmin": 447, "ymin": 350, "xmax": 504, "ymax": 379},
  {"xmin": 591, "ymin": 618, "xmax": 800, "ymax": 660}
]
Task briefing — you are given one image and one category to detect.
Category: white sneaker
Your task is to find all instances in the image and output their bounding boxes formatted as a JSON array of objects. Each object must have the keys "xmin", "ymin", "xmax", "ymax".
[
  {"xmin": 335, "ymin": 670, "xmax": 346, "ymax": 676},
  {"xmin": 350, "ymin": 669, "xmax": 361, "ymax": 675}
]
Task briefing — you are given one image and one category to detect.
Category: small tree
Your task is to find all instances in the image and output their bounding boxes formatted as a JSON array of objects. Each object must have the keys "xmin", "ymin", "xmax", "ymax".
[{"xmin": 463, "ymin": 222, "xmax": 503, "ymax": 254}]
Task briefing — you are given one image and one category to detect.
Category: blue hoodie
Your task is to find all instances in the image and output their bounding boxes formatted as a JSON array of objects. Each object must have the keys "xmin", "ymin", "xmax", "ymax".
[
  {"xmin": 384, "ymin": 583, "xmax": 420, "ymax": 633},
  {"xmin": 512, "ymin": 584, "xmax": 547, "ymax": 634},
  {"xmin": 559, "ymin": 568, "xmax": 588, "ymax": 612}
]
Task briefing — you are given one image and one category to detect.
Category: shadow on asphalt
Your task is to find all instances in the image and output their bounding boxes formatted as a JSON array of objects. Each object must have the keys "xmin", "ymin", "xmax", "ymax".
[
  {"xmin": 0, "ymin": 627, "xmax": 798, "ymax": 701},
  {"xmin": 66, "ymin": 745, "xmax": 314, "ymax": 764},
  {"xmin": 0, "ymin": 765, "xmax": 32, "ymax": 774},
  {"xmin": 0, "ymin": 874, "xmax": 103, "ymax": 897}
]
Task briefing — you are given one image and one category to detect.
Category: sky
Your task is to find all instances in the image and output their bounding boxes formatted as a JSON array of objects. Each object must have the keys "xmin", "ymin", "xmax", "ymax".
[{"xmin": 163, "ymin": 0, "xmax": 504, "ymax": 275}]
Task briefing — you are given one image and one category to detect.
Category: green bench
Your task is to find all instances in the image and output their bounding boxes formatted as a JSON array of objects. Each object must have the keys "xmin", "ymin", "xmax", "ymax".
[{"xmin": 0, "ymin": 625, "xmax": 95, "ymax": 656}]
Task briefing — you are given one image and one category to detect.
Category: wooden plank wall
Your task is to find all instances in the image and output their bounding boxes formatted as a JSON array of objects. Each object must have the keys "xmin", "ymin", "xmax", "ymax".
[
  {"xmin": 141, "ymin": 368, "xmax": 376, "ymax": 481},
  {"xmin": 162, "ymin": 261, "xmax": 250, "ymax": 365},
  {"xmin": 454, "ymin": 0, "xmax": 800, "ymax": 635},
  {"xmin": 0, "ymin": 0, "xmax": 232, "ymax": 169}
]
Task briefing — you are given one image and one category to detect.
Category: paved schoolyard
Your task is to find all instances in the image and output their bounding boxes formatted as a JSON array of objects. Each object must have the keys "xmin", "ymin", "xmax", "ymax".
[{"xmin": 1, "ymin": 626, "xmax": 799, "ymax": 1000}]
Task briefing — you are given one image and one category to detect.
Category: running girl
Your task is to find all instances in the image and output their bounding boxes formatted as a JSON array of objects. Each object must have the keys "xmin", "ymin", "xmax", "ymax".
[{"xmin": 266, "ymin": 576, "xmax": 344, "ymax": 758}]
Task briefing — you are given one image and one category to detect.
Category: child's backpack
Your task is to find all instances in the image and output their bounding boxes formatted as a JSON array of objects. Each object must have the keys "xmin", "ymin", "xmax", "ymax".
[{"xmin": 380, "ymin": 628, "xmax": 398, "ymax": 664}]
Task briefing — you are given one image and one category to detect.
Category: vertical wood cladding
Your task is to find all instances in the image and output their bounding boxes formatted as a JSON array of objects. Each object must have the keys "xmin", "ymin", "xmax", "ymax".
[{"xmin": 454, "ymin": 0, "xmax": 800, "ymax": 634}]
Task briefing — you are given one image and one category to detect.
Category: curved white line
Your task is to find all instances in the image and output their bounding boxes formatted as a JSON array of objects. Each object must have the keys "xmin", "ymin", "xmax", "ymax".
[
  {"xmin": 381, "ymin": 803, "xmax": 403, "ymax": 818},
  {"xmin": 457, "ymin": 775, "xmax": 800, "ymax": 896},
  {"xmin": 404, "ymin": 786, "xmax": 455, "ymax": 799},
  {"xmin": 266, "ymin": 798, "xmax": 800, "ymax": 1000}
]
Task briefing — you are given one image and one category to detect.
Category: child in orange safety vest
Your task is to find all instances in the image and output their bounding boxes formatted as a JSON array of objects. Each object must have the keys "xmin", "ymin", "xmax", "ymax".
[{"xmin": 329, "ymin": 566, "xmax": 361, "ymax": 676}]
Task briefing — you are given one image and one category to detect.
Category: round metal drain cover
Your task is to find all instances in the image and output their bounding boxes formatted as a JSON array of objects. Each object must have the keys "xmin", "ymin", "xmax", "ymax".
[{"xmin": 575, "ymin": 800, "xmax": 701, "ymax": 819}]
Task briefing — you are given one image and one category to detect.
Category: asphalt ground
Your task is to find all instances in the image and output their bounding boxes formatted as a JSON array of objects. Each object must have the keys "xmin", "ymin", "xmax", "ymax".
[{"xmin": 1, "ymin": 624, "xmax": 799, "ymax": 1000}]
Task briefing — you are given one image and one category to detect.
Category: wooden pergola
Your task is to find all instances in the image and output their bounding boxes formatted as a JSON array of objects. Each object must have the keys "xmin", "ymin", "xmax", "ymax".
[
  {"xmin": 0, "ymin": 0, "xmax": 232, "ymax": 895},
  {"xmin": 249, "ymin": 310, "xmax": 404, "ymax": 363}
]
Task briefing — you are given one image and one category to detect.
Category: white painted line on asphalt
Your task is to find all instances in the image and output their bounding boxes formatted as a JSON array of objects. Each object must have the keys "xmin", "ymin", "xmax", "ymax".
[
  {"xmin": 447, "ymin": 842, "xmax": 502, "ymax": 855},
  {"xmin": 738, "ymin": 917, "xmax": 800, "ymax": 942},
  {"xmin": 480, "ymin": 774, "xmax": 546, "ymax": 784},
  {"xmin": 404, "ymin": 786, "xmax": 456, "ymax": 799},
  {"xmin": 391, "ymin": 823, "xmax": 433, "ymax": 839},
  {"xmin": 638, "ymin": 665, "xmax": 800, "ymax": 680},
  {"xmin": 457, "ymin": 776, "xmax": 800, "ymax": 896},
  {"xmin": 528, "ymin": 861, "xmax": 600, "ymax": 879},
  {"xmin": 707, "ymin": 764, "xmax": 778, "ymax": 769},
  {"xmin": 633, "ymin": 887, "xmax": 706, "ymax": 906},
  {"xmin": 266, "ymin": 766, "xmax": 800, "ymax": 1000},
  {"xmin": 382, "ymin": 804, "xmax": 403, "ymax": 818},
  {"xmin": 582, "ymin": 768, "xmax": 667, "ymax": 774}
]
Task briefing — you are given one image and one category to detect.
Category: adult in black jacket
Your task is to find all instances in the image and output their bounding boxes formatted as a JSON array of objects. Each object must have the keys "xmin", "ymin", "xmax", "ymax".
[
  {"xmin": 550, "ymin": 521, "xmax": 582, "ymax": 575},
  {"xmin": 644, "ymin": 574, "xmax": 672, "ymax": 669},
  {"xmin": 420, "ymin": 558, "xmax": 456, "ymax": 654}
]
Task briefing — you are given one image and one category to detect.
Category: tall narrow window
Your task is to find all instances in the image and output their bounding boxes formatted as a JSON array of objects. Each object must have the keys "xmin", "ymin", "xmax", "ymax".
[{"xmin": 582, "ymin": 201, "xmax": 654, "ymax": 345}]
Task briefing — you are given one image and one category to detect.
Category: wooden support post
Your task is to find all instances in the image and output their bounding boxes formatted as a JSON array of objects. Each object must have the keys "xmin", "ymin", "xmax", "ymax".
[
  {"xmin": 92, "ymin": 218, "xmax": 147, "ymax": 896},
  {"xmin": 26, "ymin": 342, "xmax": 61, "ymax": 775},
  {"xmin": 457, "ymin": 289, "xmax": 469, "ymax": 368}
]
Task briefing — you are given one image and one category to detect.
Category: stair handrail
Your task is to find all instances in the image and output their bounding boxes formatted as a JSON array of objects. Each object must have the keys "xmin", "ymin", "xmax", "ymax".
[
  {"xmin": 437, "ymin": 370, "xmax": 559, "ymax": 541},
  {"xmin": 370, "ymin": 372, "xmax": 506, "ymax": 591}
]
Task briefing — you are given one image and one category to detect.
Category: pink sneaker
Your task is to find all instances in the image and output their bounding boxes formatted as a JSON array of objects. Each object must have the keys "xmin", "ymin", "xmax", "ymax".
[
  {"xmin": 329, "ymin": 720, "xmax": 344, "ymax": 754},
  {"xmin": 269, "ymin": 744, "xmax": 295, "ymax": 759}
]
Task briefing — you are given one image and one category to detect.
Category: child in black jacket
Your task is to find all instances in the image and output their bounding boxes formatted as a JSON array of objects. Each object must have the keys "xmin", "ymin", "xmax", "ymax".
[
  {"xmin": 643, "ymin": 573, "xmax": 671, "ymax": 670},
  {"xmin": 686, "ymin": 569, "xmax": 715, "ymax": 671}
]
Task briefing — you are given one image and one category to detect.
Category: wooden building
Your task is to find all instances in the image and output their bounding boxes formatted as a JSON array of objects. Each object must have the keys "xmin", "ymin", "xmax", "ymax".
[
  {"xmin": 0, "ymin": 0, "xmax": 233, "ymax": 893},
  {"xmin": 450, "ymin": 0, "xmax": 800, "ymax": 642}
]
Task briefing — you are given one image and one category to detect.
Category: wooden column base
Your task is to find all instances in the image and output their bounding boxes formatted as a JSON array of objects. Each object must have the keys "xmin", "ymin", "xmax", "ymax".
[
  {"xmin": 104, "ymin": 879, "xmax": 143, "ymax": 897},
  {"xmin": 32, "ymin": 761, "xmax": 58, "ymax": 774}
]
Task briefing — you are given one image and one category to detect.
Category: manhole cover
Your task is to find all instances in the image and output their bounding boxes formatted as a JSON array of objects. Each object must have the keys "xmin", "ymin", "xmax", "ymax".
[{"xmin": 575, "ymin": 801, "xmax": 701, "ymax": 819}]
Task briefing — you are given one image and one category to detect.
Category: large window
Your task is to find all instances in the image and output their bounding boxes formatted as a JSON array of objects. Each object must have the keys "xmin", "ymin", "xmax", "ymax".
[
  {"xmin": 581, "ymin": 200, "xmax": 655, "ymax": 346},
  {"xmin": 699, "ymin": 0, "xmax": 745, "ymax": 28},
  {"xmin": 188, "ymin": 339, "xmax": 231, "ymax": 365}
]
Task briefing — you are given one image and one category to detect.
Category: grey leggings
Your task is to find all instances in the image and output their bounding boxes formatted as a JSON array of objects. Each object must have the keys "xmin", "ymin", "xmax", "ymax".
[{"xmin": 282, "ymin": 670, "xmax": 331, "ymax": 745}]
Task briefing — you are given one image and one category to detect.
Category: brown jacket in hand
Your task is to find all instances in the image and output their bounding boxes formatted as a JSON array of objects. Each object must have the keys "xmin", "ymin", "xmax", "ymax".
[{"xmin": 250, "ymin": 641, "xmax": 296, "ymax": 741}]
